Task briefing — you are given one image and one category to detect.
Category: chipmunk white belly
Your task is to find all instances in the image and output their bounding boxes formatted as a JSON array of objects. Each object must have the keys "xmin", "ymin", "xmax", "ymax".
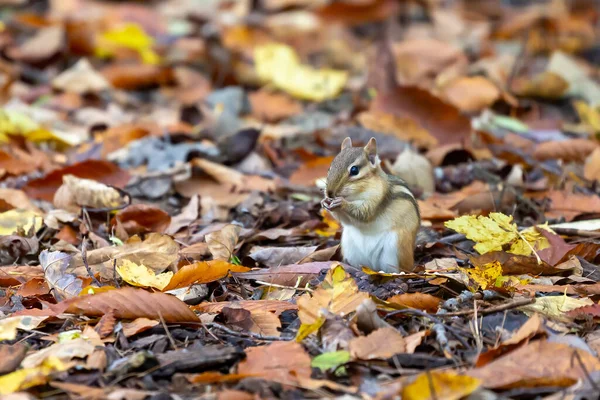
[{"xmin": 340, "ymin": 216, "xmax": 399, "ymax": 273}]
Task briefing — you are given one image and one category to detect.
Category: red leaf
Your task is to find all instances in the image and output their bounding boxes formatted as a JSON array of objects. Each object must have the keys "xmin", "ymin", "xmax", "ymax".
[{"xmin": 23, "ymin": 160, "xmax": 130, "ymax": 202}]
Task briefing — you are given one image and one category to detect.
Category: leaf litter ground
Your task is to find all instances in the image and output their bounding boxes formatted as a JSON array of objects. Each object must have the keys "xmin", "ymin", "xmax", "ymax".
[{"xmin": 2, "ymin": 0, "xmax": 600, "ymax": 399}]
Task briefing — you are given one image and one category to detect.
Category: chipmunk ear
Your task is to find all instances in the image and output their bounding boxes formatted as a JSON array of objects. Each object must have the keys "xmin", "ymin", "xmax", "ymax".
[
  {"xmin": 364, "ymin": 137, "xmax": 378, "ymax": 165},
  {"xmin": 341, "ymin": 137, "xmax": 352, "ymax": 150}
]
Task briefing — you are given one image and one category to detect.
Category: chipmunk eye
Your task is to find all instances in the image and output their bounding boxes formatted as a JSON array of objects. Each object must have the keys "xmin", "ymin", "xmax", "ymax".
[{"xmin": 349, "ymin": 165, "xmax": 360, "ymax": 176}]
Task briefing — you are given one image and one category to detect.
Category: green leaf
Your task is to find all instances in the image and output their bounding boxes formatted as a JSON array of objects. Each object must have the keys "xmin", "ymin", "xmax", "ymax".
[{"xmin": 311, "ymin": 350, "xmax": 351, "ymax": 373}]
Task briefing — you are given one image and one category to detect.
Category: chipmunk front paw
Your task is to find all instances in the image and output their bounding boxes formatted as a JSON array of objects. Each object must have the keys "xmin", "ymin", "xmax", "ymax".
[{"xmin": 322, "ymin": 197, "xmax": 344, "ymax": 210}]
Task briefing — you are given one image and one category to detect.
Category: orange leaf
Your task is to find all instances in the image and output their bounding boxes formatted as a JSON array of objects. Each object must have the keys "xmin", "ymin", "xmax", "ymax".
[
  {"xmin": 237, "ymin": 341, "xmax": 311, "ymax": 385},
  {"xmin": 386, "ymin": 293, "xmax": 441, "ymax": 313},
  {"xmin": 289, "ymin": 156, "xmax": 333, "ymax": 187},
  {"xmin": 533, "ymin": 138, "xmax": 598, "ymax": 163},
  {"xmin": 101, "ymin": 63, "xmax": 174, "ymax": 90},
  {"xmin": 113, "ymin": 204, "xmax": 171, "ymax": 236},
  {"xmin": 164, "ymin": 261, "xmax": 250, "ymax": 290},
  {"xmin": 192, "ymin": 300, "xmax": 297, "ymax": 315}
]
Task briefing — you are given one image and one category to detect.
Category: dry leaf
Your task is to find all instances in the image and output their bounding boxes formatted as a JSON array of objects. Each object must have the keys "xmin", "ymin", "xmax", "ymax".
[
  {"xmin": 387, "ymin": 147, "xmax": 435, "ymax": 196},
  {"xmin": 164, "ymin": 260, "xmax": 250, "ymax": 290},
  {"xmin": 52, "ymin": 58, "xmax": 110, "ymax": 94},
  {"xmin": 349, "ymin": 327, "xmax": 406, "ymax": 360},
  {"xmin": 249, "ymin": 90, "xmax": 302, "ymax": 122},
  {"xmin": 442, "ymin": 76, "xmax": 501, "ymax": 112},
  {"xmin": 206, "ymin": 224, "xmax": 241, "ymax": 261},
  {"xmin": 386, "ymin": 293, "xmax": 441, "ymax": 313},
  {"xmin": 584, "ymin": 147, "xmax": 600, "ymax": 181},
  {"xmin": 237, "ymin": 341, "xmax": 311, "ymax": 385},
  {"xmin": 0, "ymin": 208, "xmax": 42, "ymax": 236},
  {"xmin": 403, "ymin": 370, "xmax": 481, "ymax": 400},
  {"xmin": 40, "ymin": 250, "xmax": 82, "ymax": 301},
  {"xmin": 54, "ymin": 174, "xmax": 123, "ymax": 212},
  {"xmin": 469, "ymin": 339, "xmax": 600, "ymax": 389},
  {"xmin": 357, "ymin": 110, "xmax": 437, "ymax": 149},
  {"xmin": 533, "ymin": 138, "xmax": 598, "ymax": 162},
  {"xmin": 113, "ymin": 204, "xmax": 171, "ymax": 236},
  {"xmin": 116, "ymin": 260, "xmax": 173, "ymax": 291}
]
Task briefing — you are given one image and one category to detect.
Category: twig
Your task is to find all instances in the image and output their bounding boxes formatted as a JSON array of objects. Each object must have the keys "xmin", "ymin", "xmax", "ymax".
[
  {"xmin": 437, "ymin": 298, "xmax": 534, "ymax": 317},
  {"xmin": 157, "ymin": 311, "xmax": 177, "ymax": 351},
  {"xmin": 572, "ymin": 349, "xmax": 600, "ymax": 392},
  {"xmin": 81, "ymin": 238, "xmax": 101, "ymax": 287},
  {"xmin": 204, "ymin": 322, "xmax": 293, "ymax": 341}
]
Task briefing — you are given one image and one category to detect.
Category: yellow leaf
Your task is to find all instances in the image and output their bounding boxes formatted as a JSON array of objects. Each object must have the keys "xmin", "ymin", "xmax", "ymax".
[
  {"xmin": 315, "ymin": 209, "xmax": 340, "ymax": 237},
  {"xmin": 95, "ymin": 23, "xmax": 160, "ymax": 65},
  {"xmin": 0, "ymin": 357, "xmax": 69, "ymax": 395},
  {"xmin": 254, "ymin": 43, "xmax": 347, "ymax": 101},
  {"xmin": 459, "ymin": 261, "xmax": 503, "ymax": 291},
  {"xmin": 296, "ymin": 264, "xmax": 369, "ymax": 339},
  {"xmin": 402, "ymin": 370, "xmax": 481, "ymax": 400},
  {"xmin": 0, "ymin": 316, "xmax": 21, "ymax": 341},
  {"xmin": 0, "ymin": 209, "xmax": 42, "ymax": 235},
  {"xmin": 444, "ymin": 213, "xmax": 550, "ymax": 256},
  {"xmin": 0, "ymin": 110, "xmax": 80, "ymax": 147},
  {"xmin": 116, "ymin": 260, "xmax": 173, "ymax": 290},
  {"xmin": 520, "ymin": 294, "xmax": 593, "ymax": 319}
]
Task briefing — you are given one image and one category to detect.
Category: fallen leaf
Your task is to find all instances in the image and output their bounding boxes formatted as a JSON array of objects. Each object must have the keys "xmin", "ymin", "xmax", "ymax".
[
  {"xmin": 537, "ymin": 190, "xmax": 600, "ymax": 221},
  {"xmin": 237, "ymin": 341, "xmax": 311, "ymax": 385},
  {"xmin": 249, "ymin": 245, "xmax": 318, "ymax": 267},
  {"xmin": 101, "ymin": 63, "xmax": 174, "ymax": 90},
  {"xmin": 445, "ymin": 213, "xmax": 550, "ymax": 256},
  {"xmin": 164, "ymin": 260, "xmax": 250, "ymax": 290},
  {"xmin": 0, "ymin": 358, "xmax": 69, "ymax": 395},
  {"xmin": 297, "ymin": 264, "xmax": 369, "ymax": 331},
  {"xmin": 249, "ymin": 90, "xmax": 302, "ymax": 122},
  {"xmin": 403, "ymin": 370, "xmax": 481, "ymax": 400},
  {"xmin": 386, "ymin": 293, "xmax": 441, "ymax": 313},
  {"xmin": 52, "ymin": 58, "xmax": 111, "ymax": 94},
  {"xmin": 584, "ymin": 147, "xmax": 600, "ymax": 181},
  {"xmin": 519, "ymin": 295, "xmax": 593, "ymax": 320},
  {"xmin": 7, "ymin": 25, "xmax": 64, "ymax": 64},
  {"xmin": 121, "ymin": 318, "xmax": 159, "ymax": 337},
  {"xmin": 40, "ymin": 250, "xmax": 83, "ymax": 301},
  {"xmin": 53, "ymin": 174, "xmax": 124, "ymax": 212},
  {"xmin": 357, "ymin": 110, "xmax": 437, "ymax": 149},
  {"xmin": 254, "ymin": 43, "xmax": 347, "ymax": 102},
  {"xmin": 167, "ymin": 195, "xmax": 199, "ymax": 235},
  {"xmin": 468, "ymin": 339, "xmax": 600, "ymax": 389},
  {"xmin": 512, "ymin": 71, "xmax": 570, "ymax": 99},
  {"xmin": 0, "ymin": 209, "xmax": 42, "ymax": 235},
  {"xmin": 349, "ymin": 327, "xmax": 406, "ymax": 360},
  {"xmin": 95, "ymin": 23, "xmax": 160, "ymax": 65},
  {"xmin": 193, "ymin": 300, "xmax": 296, "ymax": 315},
  {"xmin": 289, "ymin": 156, "xmax": 333, "ymax": 187},
  {"xmin": 70, "ymin": 233, "xmax": 179, "ymax": 273},
  {"xmin": 222, "ymin": 306, "xmax": 282, "ymax": 337},
  {"xmin": 0, "ymin": 343, "xmax": 27, "ymax": 375},
  {"xmin": 311, "ymin": 350, "xmax": 351, "ymax": 372},
  {"xmin": 16, "ymin": 277, "xmax": 50, "ymax": 297},
  {"xmin": 116, "ymin": 260, "xmax": 173, "ymax": 291},
  {"xmin": 21, "ymin": 338, "xmax": 95, "ymax": 369},
  {"xmin": 387, "ymin": 147, "xmax": 435, "ymax": 196},
  {"xmin": 442, "ymin": 76, "xmax": 501, "ymax": 112},
  {"xmin": 23, "ymin": 160, "xmax": 130, "ymax": 202},
  {"xmin": 206, "ymin": 224, "xmax": 241, "ymax": 261},
  {"xmin": 0, "ymin": 188, "xmax": 40, "ymax": 213},
  {"xmin": 533, "ymin": 138, "xmax": 598, "ymax": 162},
  {"xmin": 232, "ymin": 261, "xmax": 333, "ymax": 286},
  {"xmin": 113, "ymin": 204, "xmax": 171, "ymax": 236},
  {"xmin": 460, "ymin": 261, "xmax": 504, "ymax": 291}
]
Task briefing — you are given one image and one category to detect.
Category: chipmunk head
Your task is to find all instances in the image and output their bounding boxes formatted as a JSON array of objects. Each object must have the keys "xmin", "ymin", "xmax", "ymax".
[{"xmin": 325, "ymin": 137, "xmax": 385, "ymax": 201}]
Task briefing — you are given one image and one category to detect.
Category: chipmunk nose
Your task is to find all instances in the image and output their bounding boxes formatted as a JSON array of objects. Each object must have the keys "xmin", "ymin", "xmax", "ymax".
[{"xmin": 326, "ymin": 190, "xmax": 334, "ymax": 198}]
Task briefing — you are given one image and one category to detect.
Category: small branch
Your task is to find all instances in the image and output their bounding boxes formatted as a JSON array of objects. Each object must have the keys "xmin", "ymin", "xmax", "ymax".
[
  {"xmin": 438, "ymin": 298, "xmax": 534, "ymax": 317},
  {"xmin": 204, "ymin": 322, "xmax": 293, "ymax": 341},
  {"xmin": 81, "ymin": 239, "xmax": 101, "ymax": 287}
]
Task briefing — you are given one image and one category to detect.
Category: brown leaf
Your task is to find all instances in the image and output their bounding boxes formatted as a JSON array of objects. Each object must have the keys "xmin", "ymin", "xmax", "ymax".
[
  {"xmin": 468, "ymin": 339, "xmax": 600, "ymax": 389},
  {"xmin": 60, "ymin": 287, "xmax": 199, "ymax": 322},
  {"xmin": 536, "ymin": 229, "xmax": 577, "ymax": 266},
  {"xmin": 537, "ymin": 190, "xmax": 600, "ymax": 221},
  {"xmin": 52, "ymin": 58, "xmax": 111, "ymax": 94},
  {"xmin": 237, "ymin": 341, "xmax": 311, "ymax": 385},
  {"xmin": 16, "ymin": 277, "xmax": 50, "ymax": 297},
  {"xmin": 0, "ymin": 343, "xmax": 27, "ymax": 376},
  {"xmin": 23, "ymin": 160, "xmax": 130, "ymax": 202},
  {"xmin": 7, "ymin": 25, "xmax": 64, "ymax": 64},
  {"xmin": 289, "ymin": 155, "xmax": 332, "ymax": 187},
  {"xmin": 386, "ymin": 293, "xmax": 441, "ymax": 313},
  {"xmin": 249, "ymin": 90, "xmax": 302, "ymax": 122},
  {"xmin": 0, "ymin": 147, "xmax": 48, "ymax": 177},
  {"xmin": 167, "ymin": 195, "xmax": 199, "ymax": 235},
  {"xmin": 100, "ymin": 123, "xmax": 155, "ymax": 158},
  {"xmin": 0, "ymin": 265, "xmax": 43, "ymax": 286},
  {"xmin": 349, "ymin": 327, "xmax": 406, "ymax": 360},
  {"xmin": 113, "ymin": 204, "xmax": 171, "ymax": 236},
  {"xmin": 232, "ymin": 261, "xmax": 333, "ymax": 286},
  {"xmin": 0, "ymin": 188, "xmax": 40, "ymax": 213},
  {"xmin": 584, "ymin": 147, "xmax": 600, "ymax": 181},
  {"xmin": 193, "ymin": 300, "xmax": 297, "ymax": 315},
  {"xmin": 164, "ymin": 260, "xmax": 250, "ymax": 290},
  {"xmin": 357, "ymin": 110, "xmax": 438, "ymax": 149},
  {"xmin": 248, "ymin": 245, "xmax": 319, "ymax": 267},
  {"xmin": 206, "ymin": 224, "xmax": 241, "ymax": 261},
  {"xmin": 567, "ymin": 304, "xmax": 600, "ymax": 319},
  {"xmin": 533, "ymin": 138, "xmax": 598, "ymax": 163},
  {"xmin": 517, "ymin": 282, "xmax": 600, "ymax": 296},
  {"xmin": 442, "ymin": 76, "xmax": 501, "ymax": 113},
  {"xmin": 94, "ymin": 309, "xmax": 117, "ymax": 338},
  {"xmin": 70, "ymin": 233, "xmax": 179, "ymax": 273},
  {"xmin": 470, "ymin": 252, "xmax": 571, "ymax": 276},
  {"xmin": 315, "ymin": 0, "xmax": 399, "ymax": 26},
  {"xmin": 122, "ymin": 318, "xmax": 159, "ymax": 337},
  {"xmin": 101, "ymin": 63, "xmax": 174, "ymax": 90},
  {"xmin": 222, "ymin": 306, "xmax": 282, "ymax": 337},
  {"xmin": 512, "ymin": 71, "xmax": 570, "ymax": 99},
  {"xmin": 54, "ymin": 174, "xmax": 124, "ymax": 212}
]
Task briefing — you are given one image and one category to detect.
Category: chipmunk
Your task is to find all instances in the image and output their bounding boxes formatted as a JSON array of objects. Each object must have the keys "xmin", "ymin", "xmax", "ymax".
[{"xmin": 322, "ymin": 137, "xmax": 420, "ymax": 272}]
